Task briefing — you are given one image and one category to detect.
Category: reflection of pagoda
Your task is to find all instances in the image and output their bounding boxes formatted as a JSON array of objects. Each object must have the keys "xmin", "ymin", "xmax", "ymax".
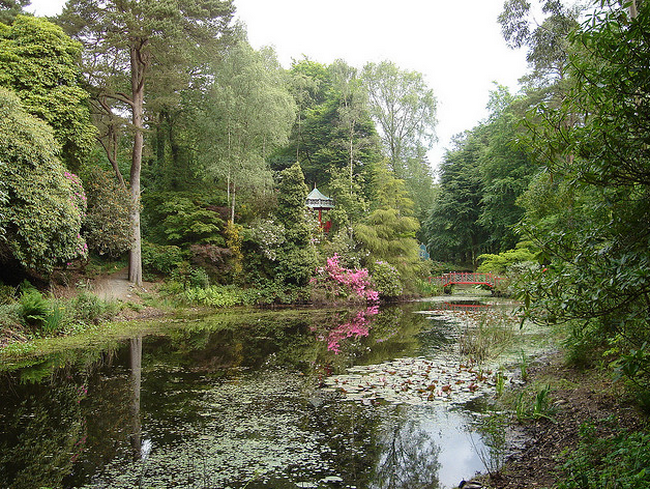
[{"xmin": 306, "ymin": 187, "xmax": 334, "ymax": 231}]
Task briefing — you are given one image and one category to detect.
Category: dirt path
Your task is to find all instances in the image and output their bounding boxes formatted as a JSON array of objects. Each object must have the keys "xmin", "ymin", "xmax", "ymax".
[{"xmin": 89, "ymin": 268, "xmax": 154, "ymax": 303}]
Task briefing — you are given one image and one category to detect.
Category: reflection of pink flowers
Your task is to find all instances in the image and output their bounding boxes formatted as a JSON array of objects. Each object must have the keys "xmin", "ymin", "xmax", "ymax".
[{"xmin": 325, "ymin": 306, "xmax": 379, "ymax": 354}]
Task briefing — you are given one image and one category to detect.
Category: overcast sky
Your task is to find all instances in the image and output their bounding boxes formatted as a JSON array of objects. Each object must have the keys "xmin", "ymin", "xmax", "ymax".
[{"xmin": 27, "ymin": 0, "xmax": 529, "ymax": 174}]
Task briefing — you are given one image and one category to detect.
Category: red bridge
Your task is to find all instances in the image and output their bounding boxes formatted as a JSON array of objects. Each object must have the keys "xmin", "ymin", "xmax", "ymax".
[{"xmin": 429, "ymin": 272, "xmax": 505, "ymax": 288}]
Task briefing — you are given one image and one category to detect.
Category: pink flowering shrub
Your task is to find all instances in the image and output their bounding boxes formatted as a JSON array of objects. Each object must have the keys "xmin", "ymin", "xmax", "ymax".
[{"xmin": 310, "ymin": 254, "xmax": 379, "ymax": 303}]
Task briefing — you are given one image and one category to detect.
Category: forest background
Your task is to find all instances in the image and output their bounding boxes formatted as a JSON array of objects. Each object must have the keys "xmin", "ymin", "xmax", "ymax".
[{"xmin": 1, "ymin": 0, "xmax": 650, "ymax": 415}]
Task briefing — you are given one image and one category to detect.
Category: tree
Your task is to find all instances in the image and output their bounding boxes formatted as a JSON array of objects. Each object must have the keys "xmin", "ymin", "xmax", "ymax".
[
  {"xmin": 425, "ymin": 130, "xmax": 489, "ymax": 267},
  {"xmin": 273, "ymin": 162, "xmax": 317, "ymax": 286},
  {"xmin": 196, "ymin": 41, "xmax": 296, "ymax": 224},
  {"xmin": 330, "ymin": 59, "xmax": 379, "ymax": 187},
  {"xmin": 355, "ymin": 163, "xmax": 422, "ymax": 289},
  {"xmin": 361, "ymin": 61, "xmax": 437, "ymax": 225},
  {"xmin": 499, "ymin": 0, "xmax": 581, "ymax": 90},
  {"xmin": 0, "ymin": 0, "xmax": 29, "ymax": 24},
  {"xmin": 271, "ymin": 59, "xmax": 382, "ymax": 202},
  {"xmin": 361, "ymin": 61, "xmax": 437, "ymax": 171},
  {"xmin": 0, "ymin": 88, "xmax": 86, "ymax": 278},
  {"xmin": 0, "ymin": 15, "xmax": 96, "ymax": 170},
  {"xmin": 478, "ymin": 85, "xmax": 537, "ymax": 251},
  {"xmin": 59, "ymin": 0, "xmax": 236, "ymax": 285},
  {"xmin": 518, "ymin": 0, "xmax": 650, "ymax": 402},
  {"xmin": 82, "ymin": 166, "xmax": 133, "ymax": 257}
]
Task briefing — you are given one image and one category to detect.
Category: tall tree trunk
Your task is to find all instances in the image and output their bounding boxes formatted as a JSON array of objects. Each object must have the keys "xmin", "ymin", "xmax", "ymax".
[
  {"xmin": 629, "ymin": 0, "xmax": 638, "ymax": 19},
  {"xmin": 349, "ymin": 126, "xmax": 354, "ymax": 187},
  {"xmin": 230, "ymin": 178, "xmax": 236, "ymax": 224},
  {"xmin": 128, "ymin": 44, "xmax": 145, "ymax": 286}
]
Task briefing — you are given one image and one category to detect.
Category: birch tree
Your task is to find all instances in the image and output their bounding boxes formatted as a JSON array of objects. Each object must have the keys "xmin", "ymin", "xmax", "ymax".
[
  {"xmin": 196, "ymin": 42, "xmax": 296, "ymax": 224},
  {"xmin": 361, "ymin": 60, "xmax": 437, "ymax": 174}
]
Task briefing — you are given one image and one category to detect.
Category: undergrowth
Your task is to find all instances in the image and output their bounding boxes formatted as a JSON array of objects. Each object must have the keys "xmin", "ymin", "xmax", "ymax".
[
  {"xmin": 558, "ymin": 417, "xmax": 650, "ymax": 489},
  {"xmin": 1, "ymin": 285, "xmax": 122, "ymax": 345}
]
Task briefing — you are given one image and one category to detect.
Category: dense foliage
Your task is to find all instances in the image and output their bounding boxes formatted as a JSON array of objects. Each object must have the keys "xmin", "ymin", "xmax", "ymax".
[
  {"xmin": 82, "ymin": 166, "xmax": 133, "ymax": 257},
  {"xmin": 0, "ymin": 88, "xmax": 87, "ymax": 278},
  {"xmin": 516, "ymin": 0, "xmax": 650, "ymax": 408},
  {"xmin": 425, "ymin": 87, "xmax": 537, "ymax": 267},
  {"xmin": 0, "ymin": 15, "xmax": 96, "ymax": 170}
]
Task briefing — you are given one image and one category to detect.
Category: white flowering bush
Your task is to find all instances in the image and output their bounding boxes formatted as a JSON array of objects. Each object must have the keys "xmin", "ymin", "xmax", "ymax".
[{"xmin": 247, "ymin": 219, "xmax": 286, "ymax": 261}]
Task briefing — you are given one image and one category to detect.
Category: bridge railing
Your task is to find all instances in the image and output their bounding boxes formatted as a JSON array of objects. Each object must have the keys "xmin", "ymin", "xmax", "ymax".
[{"xmin": 429, "ymin": 272, "xmax": 505, "ymax": 288}]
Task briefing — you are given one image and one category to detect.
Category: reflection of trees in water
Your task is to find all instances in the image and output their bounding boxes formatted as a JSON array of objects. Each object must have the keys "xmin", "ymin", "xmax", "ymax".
[
  {"xmin": 315, "ymin": 401, "xmax": 441, "ymax": 489},
  {"xmin": 0, "ymin": 305, "xmax": 454, "ymax": 488},
  {"xmin": 0, "ymin": 369, "xmax": 86, "ymax": 489},
  {"xmin": 130, "ymin": 336, "xmax": 143, "ymax": 460},
  {"xmin": 371, "ymin": 407, "xmax": 441, "ymax": 489},
  {"xmin": 310, "ymin": 399, "xmax": 382, "ymax": 487}
]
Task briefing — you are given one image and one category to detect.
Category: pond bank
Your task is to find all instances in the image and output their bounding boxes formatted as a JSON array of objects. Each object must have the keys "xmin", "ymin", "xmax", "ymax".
[{"xmin": 488, "ymin": 351, "xmax": 648, "ymax": 489}]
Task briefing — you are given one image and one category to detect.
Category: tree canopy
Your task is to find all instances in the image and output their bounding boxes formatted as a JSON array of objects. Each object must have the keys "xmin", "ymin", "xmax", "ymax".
[
  {"xmin": 0, "ymin": 15, "xmax": 96, "ymax": 170},
  {"xmin": 59, "ymin": 0, "xmax": 237, "ymax": 285}
]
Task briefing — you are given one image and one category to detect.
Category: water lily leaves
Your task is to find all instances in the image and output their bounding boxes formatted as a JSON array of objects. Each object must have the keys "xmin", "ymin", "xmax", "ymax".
[{"xmin": 322, "ymin": 357, "xmax": 509, "ymax": 406}]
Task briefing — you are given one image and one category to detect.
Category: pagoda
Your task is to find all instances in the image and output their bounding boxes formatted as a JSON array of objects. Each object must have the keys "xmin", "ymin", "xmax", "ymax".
[{"xmin": 306, "ymin": 187, "xmax": 334, "ymax": 231}]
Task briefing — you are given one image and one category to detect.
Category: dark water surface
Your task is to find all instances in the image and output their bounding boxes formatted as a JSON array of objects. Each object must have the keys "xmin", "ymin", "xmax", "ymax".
[{"xmin": 0, "ymin": 300, "xmax": 505, "ymax": 489}]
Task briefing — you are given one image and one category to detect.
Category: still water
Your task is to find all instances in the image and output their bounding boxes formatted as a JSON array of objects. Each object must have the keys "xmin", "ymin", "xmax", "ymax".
[{"xmin": 0, "ymin": 298, "xmax": 516, "ymax": 489}]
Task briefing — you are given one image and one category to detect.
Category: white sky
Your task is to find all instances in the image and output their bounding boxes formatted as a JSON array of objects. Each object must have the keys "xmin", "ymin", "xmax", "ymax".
[{"xmin": 27, "ymin": 0, "xmax": 529, "ymax": 174}]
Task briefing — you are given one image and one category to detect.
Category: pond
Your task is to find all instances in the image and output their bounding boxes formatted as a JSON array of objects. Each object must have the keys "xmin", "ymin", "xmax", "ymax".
[{"xmin": 0, "ymin": 297, "xmax": 526, "ymax": 489}]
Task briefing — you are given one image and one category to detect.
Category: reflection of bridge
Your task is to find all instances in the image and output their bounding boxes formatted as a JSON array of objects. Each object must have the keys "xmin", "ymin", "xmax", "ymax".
[
  {"xmin": 429, "ymin": 272, "xmax": 505, "ymax": 288},
  {"xmin": 431, "ymin": 301, "xmax": 491, "ymax": 312}
]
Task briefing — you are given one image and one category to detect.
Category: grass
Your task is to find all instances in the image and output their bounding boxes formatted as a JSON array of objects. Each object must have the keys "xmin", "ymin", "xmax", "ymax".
[
  {"xmin": 512, "ymin": 384, "xmax": 556, "ymax": 422},
  {"xmin": 458, "ymin": 309, "xmax": 520, "ymax": 363}
]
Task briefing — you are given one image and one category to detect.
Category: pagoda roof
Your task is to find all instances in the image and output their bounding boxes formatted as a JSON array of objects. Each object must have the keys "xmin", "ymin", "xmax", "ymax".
[{"xmin": 306, "ymin": 188, "xmax": 334, "ymax": 209}]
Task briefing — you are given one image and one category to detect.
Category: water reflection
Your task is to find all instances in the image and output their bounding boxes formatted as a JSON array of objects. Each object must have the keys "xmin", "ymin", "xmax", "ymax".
[
  {"xmin": 373, "ymin": 410, "xmax": 441, "ymax": 489},
  {"xmin": 0, "ymin": 304, "xmax": 493, "ymax": 488},
  {"xmin": 129, "ymin": 336, "xmax": 148, "ymax": 461}
]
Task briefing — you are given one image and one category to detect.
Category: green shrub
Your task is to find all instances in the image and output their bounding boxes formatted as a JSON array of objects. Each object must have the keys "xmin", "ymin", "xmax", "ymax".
[
  {"xmin": 559, "ymin": 420, "xmax": 650, "ymax": 489},
  {"xmin": 18, "ymin": 289, "xmax": 49, "ymax": 329},
  {"xmin": 142, "ymin": 191, "xmax": 226, "ymax": 246},
  {"xmin": 142, "ymin": 241, "xmax": 187, "ymax": 276},
  {"xmin": 70, "ymin": 292, "xmax": 114, "ymax": 324},
  {"xmin": 416, "ymin": 278, "xmax": 442, "ymax": 297},
  {"xmin": 563, "ymin": 320, "xmax": 603, "ymax": 369},
  {"xmin": 0, "ymin": 284, "xmax": 17, "ymax": 305},
  {"xmin": 82, "ymin": 166, "xmax": 133, "ymax": 257},
  {"xmin": 477, "ymin": 247, "xmax": 537, "ymax": 274},
  {"xmin": 183, "ymin": 285, "xmax": 253, "ymax": 308},
  {"xmin": 370, "ymin": 260, "xmax": 403, "ymax": 298},
  {"xmin": 188, "ymin": 267, "xmax": 210, "ymax": 288},
  {"xmin": 0, "ymin": 89, "xmax": 88, "ymax": 276},
  {"xmin": 42, "ymin": 300, "xmax": 67, "ymax": 334},
  {"xmin": 0, "ymin": 303, "xmax": 20, "ymax": 329}
]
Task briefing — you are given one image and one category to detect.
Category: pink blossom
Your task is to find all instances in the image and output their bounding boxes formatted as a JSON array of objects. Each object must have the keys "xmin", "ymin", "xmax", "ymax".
[{"xmin": 314, "ymin": 254, "xmax": 379, "ymax": 303}]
